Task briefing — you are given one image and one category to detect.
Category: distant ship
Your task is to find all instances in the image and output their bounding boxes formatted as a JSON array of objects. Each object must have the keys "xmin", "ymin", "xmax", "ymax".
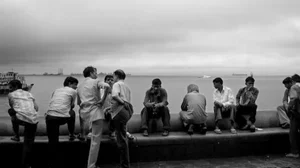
[
  {"xmin": 0, "ymin": 72, "xmax": 33, "ymax": 94},
  {"xmin": 232, "ymin": 72, "xmax": 253, "ymax": 77},
  {"xmin": 198, "ymin": 75, "xmax": 211, "ymax": 79}
]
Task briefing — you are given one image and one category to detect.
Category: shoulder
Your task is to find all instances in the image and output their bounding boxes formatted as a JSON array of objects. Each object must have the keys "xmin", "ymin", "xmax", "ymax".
[
  {"xmin": 253, "ymin": 87, "xmax": 259, "ymax": 92},
  {"xmin": 224, "ymin": 86, "xmax": 233, "ymax": 92},
  {"xmin": 160, "ymin": 88, "xmax": 168, "ymax": 93}
]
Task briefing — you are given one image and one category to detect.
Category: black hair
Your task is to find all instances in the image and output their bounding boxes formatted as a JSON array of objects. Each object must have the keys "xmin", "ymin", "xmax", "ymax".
[
  {"xmin": 282, "ymin": 77, "xmax": 292, "ymax": 84},
  {"xmin": 245, "ymin": 76, "xmax": 255, "ymax": 83},
  {"xmin": 83, "ymin": 66, "xmax": 96, "ymax": 78},
  {"xmin": 152, "ymin": 78, "xmax": 162, "ymax": 85},
  {"xmin": 63, "ymin": 76, "xmax": 79, "ymax": 87},
  {"xmin": 291, "ymin": 74, "xmax": 300, "ymax": 83},
  {"xmin": 104, "ymin": 74, "xmax": 113, "ymax": 81},
  {"xmin": 213, "ymin": 77, "xmax": 223, "ymax": 85},
  {"xmin": 113, "ymin": 69, "xmax": 126, "ymax": 80},
  {"xmin": 8, "ymin": 80, "xmax": 22, "ymax": 89}
]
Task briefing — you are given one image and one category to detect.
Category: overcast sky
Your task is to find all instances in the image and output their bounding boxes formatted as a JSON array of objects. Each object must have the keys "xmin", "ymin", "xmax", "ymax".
[{"xmin": 0, "ymin": 0, "xmax": 300, "ymax": 76}]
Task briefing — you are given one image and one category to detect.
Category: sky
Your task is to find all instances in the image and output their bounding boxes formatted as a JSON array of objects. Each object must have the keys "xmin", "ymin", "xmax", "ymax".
[{"xmin": 0, "ymin": 0, "xmax": 300, "ymax": 76}]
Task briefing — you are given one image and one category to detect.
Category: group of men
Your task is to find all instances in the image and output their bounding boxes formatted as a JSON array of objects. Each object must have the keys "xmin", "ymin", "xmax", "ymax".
[{"xmin": 6, "ymin": 69, "xmax": 300, "ymax": 168}]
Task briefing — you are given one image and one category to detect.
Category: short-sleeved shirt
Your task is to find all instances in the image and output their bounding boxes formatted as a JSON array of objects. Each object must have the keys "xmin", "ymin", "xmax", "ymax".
[
  {"xmin": 46, "ymin": 87, "xmax": 77, "ymax": 118},
  {"xmin": 213, "ymin": 86, "xmax": 235, "ymax": 106},
  {"xmin": 111, "ymin": 80, "xmax": 131, "ymax": 119},
  {"xmin": 77, "ymin": 77, "xmax": 109, "ymax": 122},
  {"xmin": 8, "ymin": 89, "xmax": 38, "ymax": 124}
]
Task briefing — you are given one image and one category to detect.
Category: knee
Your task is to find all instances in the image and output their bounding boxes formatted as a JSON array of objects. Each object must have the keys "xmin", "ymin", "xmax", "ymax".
[{"xmin": 163, "ymin": 106, "xmax": 170, "ymax": 113}]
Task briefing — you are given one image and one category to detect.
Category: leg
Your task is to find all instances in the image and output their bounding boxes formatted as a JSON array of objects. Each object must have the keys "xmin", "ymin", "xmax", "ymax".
[
  {"xmin": 141, "ymin": 107, "xmax": 152, "ymax": 131},
  {"xmin": 79, "ymin": 115, "xmax": 87, "ymax": 140},
  {"xmin": 68, "ymin": 110, "xmax": 76, "ymax": 140},
  {"xmin": 160, "ymin": 107, "xmax": 171, "ymax": 131},
  {"xmin": 227, "ymin": 105, "xmax": 237, "ymax": 134},
  {"xmin": 235, "ymin": 105, "xmax": 248, "ymax": 129},
  {"xmin": 277, "ymin": 105, "xmax": 290, "ymax": 127},
  {"xmin": 11, "ymin": 116, "xmax": 20, "ymax": 141},
  {"xmin": 248, "ymin": 104, "xmax": 257, "ymax": 125},
  {"xmin": 289, "ymin": 116, "xmax": 300, "ymax": 155},
  {"xmin": 113, "ymin": 108, "xmax": 131, "ymax": 168},
  {"xmin": 214, "ymin": 106, "xmax": 222, "ymax": 134},
  {"xmin": 21, "ymin": 123, "xmax": 37, "ymax": 168},
  {"xmin": 46, "ymin": 116, "xmax": 61, "ymax": 168},
  {"xmin": 87, "ymin": 119, "xmax": 104, "ymax": 168}
]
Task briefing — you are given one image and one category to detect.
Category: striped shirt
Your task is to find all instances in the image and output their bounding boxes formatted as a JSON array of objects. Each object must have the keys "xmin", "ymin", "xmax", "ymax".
[
  {"xmin": 8, "ymin": 89, "xmax": 38, "ymax": 124},
  {"xmin": 46, "ymin": 87, "xmax": 77, "ymax": 117}
]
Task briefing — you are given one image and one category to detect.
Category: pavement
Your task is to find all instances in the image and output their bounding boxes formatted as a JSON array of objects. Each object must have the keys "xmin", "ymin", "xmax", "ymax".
[{"xmin": 100, "ymin": 155, "xmax": 300, "ymax": 168}]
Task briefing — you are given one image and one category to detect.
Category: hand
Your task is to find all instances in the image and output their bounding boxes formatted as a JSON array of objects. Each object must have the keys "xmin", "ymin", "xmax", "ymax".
[
  {"xmin": 94, "ymin": 100, "xmax": 104, "ymax": 107},
  {"xmin": 104, "ymin": 107, "xmax": 111, "ymax": 113},
  {"xmin": 153, "ymin": 103, "xmax": 160, "ymax": 108}
]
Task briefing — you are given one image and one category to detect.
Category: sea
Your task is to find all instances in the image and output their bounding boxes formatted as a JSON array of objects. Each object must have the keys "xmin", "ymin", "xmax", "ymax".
[{"xmin": 0, "ymin": 75, "xmax": 287, "ymax": 117}]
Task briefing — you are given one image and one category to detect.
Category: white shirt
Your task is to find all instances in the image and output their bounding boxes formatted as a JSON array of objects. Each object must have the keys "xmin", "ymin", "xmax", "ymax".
[
  {"xmin": 8, "ymin": 89, "xmax": 38, "ymax": 124},
  {"xmin": 111, "ymin": 80, "xmax": 131, "ymax": 118},
  {"xmin": 46, "ymin": 87, "xmax": 77, "ymax": 117},
  {"xmin": 213, "ymin": 86, "xmax": 235, "ymax": 106},
  {"xmin": 77, "ymin": 77, "xmax": 109, "ymax": 122}
]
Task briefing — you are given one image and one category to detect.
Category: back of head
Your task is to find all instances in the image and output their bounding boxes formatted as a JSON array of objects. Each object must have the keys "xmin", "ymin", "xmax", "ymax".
[
  {"xmin": 152, "ymin": 78, "xmax": 162, "ymax": 85},
  {"xmin": 63, "ymin": 76, "xmax": 79, "ymax": 86},
  {"xmin": 291, "ymin": 74, "xmax": 300, "ymax": 83},
  {"xmin": 113, "ymin": 69, "xmax": 126, "ymax": 80},
  {"xmin": 282, "ymin": 77, "xmax": 292, "ymax": 84},
  {"xmin": 213, "ymin": 77, "xmax": 223, "ymax": 85},
  {"xmin": 8, "ymin": 80, "xmax": 22, "ymax": 90},
  {"xmin": 245, "ymin": 76, "xmax": 255, "ymax": 83},
  {"xmin": 83, "ymin": 66, "xmax": 96, "ymax": 78},
  {"xmin": 187, "ymin": 84, "xmax": 199, "ymax": 93}
]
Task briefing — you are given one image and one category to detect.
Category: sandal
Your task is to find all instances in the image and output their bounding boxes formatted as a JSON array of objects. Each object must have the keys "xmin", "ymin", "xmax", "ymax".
[
  {"xmin": 230, "ymin": 128, "xmax": 237, "ymax": 134},
  {"xmin": 11, "ymin": 136, "xmax": 20, "ymax": 142},
  {"xmin": 214, "ymin": 128, "xmax": 222, "ymax": 134}
]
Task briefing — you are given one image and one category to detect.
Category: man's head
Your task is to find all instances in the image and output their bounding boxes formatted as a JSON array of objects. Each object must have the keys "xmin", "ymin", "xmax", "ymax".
[
  {"xmin": 212, "ymin": 77, "xmax": 223, "ymax": 89},
  {"xmin": 113, "ymin": 69, "xmax": 126, "ymax": 82},
  {"xmin": 291, "ymin": 74, "xmax": 300, "ymax": 85},
  {"xmin": 8, "ymin": 80, "xmax": 22, "ymax": 92},
  {"xmin": 63, "ymin": 76, "xmax": 78, "ymax": 90},
  {"xmin": 187, "ymin": 84, "xmax": 199, "ymax": 93},
  {"xmin": 104, "ymin": 74, "xmax": 114, "ymax": 87},
  {"xmin": 282, "ymin": 77, "xmax": 293, "ymax": 89},
  {"xmin": 83, "ymin": 66, "xmax": 97, "ymax": 79},
  {"xmin": 151, "ymin": 78, "xmax": 162, "ymax": 93},
  {"xmin": 245, "ymin": 76, "xmax": 255, "ymax": 89}
]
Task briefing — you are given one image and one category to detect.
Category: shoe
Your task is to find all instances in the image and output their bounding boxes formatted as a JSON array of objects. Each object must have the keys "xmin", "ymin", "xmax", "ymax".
[
  {"xmin": 162, "ymin": 130, "xmax": 169, "ymax": 136},
  {"xmin": 109, "ymin": 132, "xmax": 116, "ymax": 139},
  {"xmin": 69, "ymin": 134, "xmax": 76, "ymax": 141},
  {"xmin": 230, "ymin": 128, "xmax": 237, "ymax": 134},
  {"xmin": 77, "ymin": 134, "xmax": 86, "ymax": 141},
  {"xmin": 199, "ymin": 126, "xmax": 207, "ymax": 135},
  {"xmin": 127, "ymin": 132, "xmax": 135, "ymax": 140},
  {"xmin": 143, "ymin": 130, "xmax": 149, "ymax": 137},
  {"xmin": 250, "ymin": 124, "xmax": 256, "ymax": 132},
  {"xmin": 214, "ymin": 128, "xmax": 222, "ymax": 134},
  {"xmin": 286, "ymin": 153, "xmax": 299, "ymax": 158},
  {"xmin": 11, "ymin": 136, "xmax": 20, "ymax": 142},
  {"xmin": 87, "ymin": 132, "xmax": 92, "ymax": 139},
  {"xmin": 187, "ymin": 125, "xmax": 194, "ymax": 135},
  {"xmin": 281, "ymin": 123, "xmax": 290, "ymax": 129}
]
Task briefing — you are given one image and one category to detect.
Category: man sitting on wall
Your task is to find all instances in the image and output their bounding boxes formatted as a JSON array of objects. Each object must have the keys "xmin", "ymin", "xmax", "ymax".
[{"xmin": 141, "ymin": 78, "xmax": 171, "ymax": 136}]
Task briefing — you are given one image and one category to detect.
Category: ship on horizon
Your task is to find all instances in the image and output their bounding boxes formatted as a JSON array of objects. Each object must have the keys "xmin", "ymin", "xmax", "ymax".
[{"xmin": 0, "ymin": 72, "xmax": 33, "ymax": 94}]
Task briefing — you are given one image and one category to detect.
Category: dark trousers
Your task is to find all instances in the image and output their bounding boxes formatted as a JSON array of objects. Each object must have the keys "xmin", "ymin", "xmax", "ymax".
[
  {"xmin": 289, "ymin": 115, "xmax": 300, "ymax": 154},
  {"xmin": 141, "ymin": 106, "xmax": 171, "ymax": 131},
  {"xmin": 8, "ymin": 109, "xmax": 37, "ymax": 168},
  {"xmin": 235, "ymin": 104, "xmax": 257, "ymax": 128},
  {"xmin": 113, "ymin": 108, "xmax": 132, "ymax": 168},
  {"xmin": 45, "ymin": 110, "xmax": 75, "ymax": 168},
  {"xmin": 214, "ymin": 105, "xmax": 235, "ymax": 125}
]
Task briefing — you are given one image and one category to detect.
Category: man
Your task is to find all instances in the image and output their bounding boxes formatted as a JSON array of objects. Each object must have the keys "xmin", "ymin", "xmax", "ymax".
[
  {"xmin": 77, "ymin": 66, "xmax": 110, "ymax": 168},
  {"xmin": 286, "ymin": 74, "xmax": 300, "ymax": 158},
  {"xmin": 212, "ymin": 77, "xmax": 236, "ymax": 134},
  {"xmin": 277, "ymin": 77, "xmax": 293, "ymax": 129},
  {"xmin": 110, "ymin": 69, "xmax": 133, "ymax": 168},
  {"xmin": 103, "ymin": 74, "xmax": 134, "ymax": 140},
  {"xmin": 45, "ymin": 76, "xmax": 78, "ymax": 168},
  {"xmin": 235, "ymin": 76, "xmax": 259, "ymax": 132},
  {"xmin": 141, "ymin": 78, "xmax": 171, "ymax": 136},
  {"xmin": 8, "ymin": 80, "xmax": 39, "ymax": 168}
]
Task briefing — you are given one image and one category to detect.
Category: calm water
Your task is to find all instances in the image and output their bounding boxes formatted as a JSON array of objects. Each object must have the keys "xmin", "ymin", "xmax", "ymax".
[{"xmin": 0, "ymin": 75, "xmax": 286, "ymax": 117}]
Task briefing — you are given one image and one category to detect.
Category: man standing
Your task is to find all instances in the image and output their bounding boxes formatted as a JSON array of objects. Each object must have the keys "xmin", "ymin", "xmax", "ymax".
[
  {"xmin": 141, "ymin": 78, "xmax": 171, "ymax": 136},
  {"xmin": 77, "ymin": 66, "xmax": 110, "ymax": 168},
  {"xmin": 212, "ymin": 77, "xmax": 236, "ymax": 134},
  {"xmin": 8, "ymin": 80, "xmax": 39, "ymax": 168},
  {"xmin": 45, "ymin": 76, "xmax": 78, "ymax": 168},
  {"xmin": 286, "ymin": 74, "xmax": 300, "ymax": 158},
  {"xmin": 277, "ymin": 77, "xmax": 293, "ymax": 129},
  {"xmin": 235, "ymin": 76, "xmax": 259, "ymax": 132},
  {"xmin": 111, "ymin": 69, "xmax": 133, "ymax": 168}
]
